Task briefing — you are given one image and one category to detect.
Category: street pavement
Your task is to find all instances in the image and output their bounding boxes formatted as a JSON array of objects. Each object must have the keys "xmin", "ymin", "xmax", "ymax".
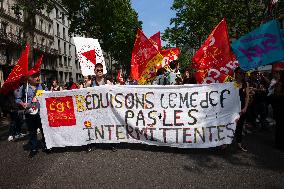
[{"xmin": 0, "ymin": 116, "xmax": 283, "ymax": 189}]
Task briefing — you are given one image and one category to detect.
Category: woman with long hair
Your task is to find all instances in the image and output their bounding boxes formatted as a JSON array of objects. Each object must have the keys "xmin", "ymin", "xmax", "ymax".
[{"xmin": 50, "ymin": 80, "xmax": 61, "ymax": 92}]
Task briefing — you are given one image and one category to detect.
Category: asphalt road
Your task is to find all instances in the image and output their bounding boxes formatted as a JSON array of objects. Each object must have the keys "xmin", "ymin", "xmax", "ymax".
[{"xmin": 0, "ymin": 117, "xmax": 283, "ymax": 189}]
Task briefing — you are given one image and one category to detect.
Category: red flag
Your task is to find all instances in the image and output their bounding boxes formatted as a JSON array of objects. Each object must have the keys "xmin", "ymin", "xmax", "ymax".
[
  {"xmin": 130, "ymin": 29, "xmax": 163, "ymax": 84},
  {"xmin": 272, "ymin": 61, "xmax": 284, "ymax": 71},
  {"xmin": 149, "ymin": 32, "xmax": 161, "ymax": 50},
  {"xmin": 27, "ymin": 55, "xmax": 43, "ymax": 76},
  {"xmin": 192, "ymin": 18, "xmax": 238, "ymax": 84},
  {"xmin": 0, "ymin": 45, "xmax": 29, "ymax": 94},
  {"xmin": 116, "ymin": 69, "xmax": 123, "ymax": 83},
  {"xmin": 159, "ymin": 48, "xmax": 180, "ymax": 69}
]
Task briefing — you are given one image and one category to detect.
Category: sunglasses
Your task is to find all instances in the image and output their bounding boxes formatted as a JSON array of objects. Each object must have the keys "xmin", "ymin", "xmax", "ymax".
[{"xmin": 96, "ymin": 69, "xmax": 103, "ymax": 72}]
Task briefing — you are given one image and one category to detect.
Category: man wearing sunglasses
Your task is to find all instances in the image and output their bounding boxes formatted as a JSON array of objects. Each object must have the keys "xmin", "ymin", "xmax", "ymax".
[{"xmin": 92, "ymin": 63, "xmax": 106, "ymax": 86}]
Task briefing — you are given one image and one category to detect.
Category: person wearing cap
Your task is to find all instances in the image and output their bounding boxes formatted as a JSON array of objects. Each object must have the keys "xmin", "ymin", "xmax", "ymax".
[{"xmin": 15, "ymin": 70, "xmax": 48, "ymax": 157}]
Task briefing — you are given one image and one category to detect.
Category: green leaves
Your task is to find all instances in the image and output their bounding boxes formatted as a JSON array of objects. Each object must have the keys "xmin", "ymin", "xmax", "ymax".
[
  {"xmin": 162, "ymin": 0, "xmax": 272, "ymax": 72},
  {"xmin": 62, "ymin": 0, "xmax": 142, "ymax": 73}
]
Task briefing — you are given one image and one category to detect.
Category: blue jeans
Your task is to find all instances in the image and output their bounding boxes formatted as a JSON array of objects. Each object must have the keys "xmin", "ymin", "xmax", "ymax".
[{"xmin": 26, "ymin": 114, "xmax": 46, "ymax": 151}]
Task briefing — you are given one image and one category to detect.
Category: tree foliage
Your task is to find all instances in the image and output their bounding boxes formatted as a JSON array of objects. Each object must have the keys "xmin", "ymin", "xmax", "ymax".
[
  {"xmin": 61, "ymin": 0, "xmax": 142, "ymax": 73},
  {"xmin": 162, "ymin": 0, "xmax": 284, "ymax": 72}
]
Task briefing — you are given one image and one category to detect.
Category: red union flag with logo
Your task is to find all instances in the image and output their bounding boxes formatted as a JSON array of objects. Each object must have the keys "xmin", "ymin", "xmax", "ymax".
[
  {"xmin": 73, "ymin": 37, "xmax": 107, "ymax": 76},
  {"xmin": 159, "ymin": 48, "xmax": 180, "ymax": 69},
  {"xmin": 130, "ymin": 29, "xmax": 163, "ymax": 84},
  {"xmin": 45, "ymin": 96, "xmax": 76, "ymax": 127},
  {"xmin": 192, "ymin": 18, "xmax": 239, "ymax": 84}
]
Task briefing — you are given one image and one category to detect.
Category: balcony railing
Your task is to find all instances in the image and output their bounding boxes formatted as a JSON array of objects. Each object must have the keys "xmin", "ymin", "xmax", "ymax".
[
  {"xmin": 0, "ymin": 30, "xmax": 25, "ymax": 45},
  {"xmin": 33, "ymin": 43, "xmax": 59, "ymax": 56}
]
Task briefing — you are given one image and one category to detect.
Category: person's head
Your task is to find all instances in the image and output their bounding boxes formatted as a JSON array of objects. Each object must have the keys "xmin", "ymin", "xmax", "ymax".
[
  {"xmin": 94, "ymin": 63, "xmax": 104, "ymax": 78},
  {"xmin": 156, "ymin": 67, "xmax": 166, "ymax": 76},
  {"xmin": 234, "ymin": 67, "xmax": 245, "ymax": 81},
  {"xmin": 52, "ymin": 80, "xmax": 58, "ymax": 87},
  {"xmin": 69, "ymin": 78, "xmax": 74, "ymax": 83},
  {"xmin": 27, "ymin": 72, "xmax": 41, "ymax": 86},
  {"xmin": 127, "ymin": 75, "xmax": 133, "ymax": 81},
  {"xmin": 273, "ymin": 69, "xmax": 281, "ymax": 81},
  {"xmin": 83, "ymin": 75, "xmax": 92, "ymax": 83},
  {"xmin": 106, "ymin": 74, "xmax": 114, "ymax": 83},
  {"xmin": 169, "ymin": 60, "xmax": 179, "ymax": 71},
  {"xmin": 183, "ymin": 68, "xmax": 191, "ymax": 78}
]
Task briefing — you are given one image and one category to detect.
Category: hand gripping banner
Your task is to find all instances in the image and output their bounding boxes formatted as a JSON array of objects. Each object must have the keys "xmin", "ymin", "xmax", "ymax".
[{"xmin": 38, "ymin": 83, "xmax": 240, "ymax": 149}]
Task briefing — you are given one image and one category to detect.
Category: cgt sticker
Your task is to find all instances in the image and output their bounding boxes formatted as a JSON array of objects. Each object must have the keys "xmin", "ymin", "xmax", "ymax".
[{"xmin": 46, "ymin": 96, "xmax": 76, "ymax": 127}]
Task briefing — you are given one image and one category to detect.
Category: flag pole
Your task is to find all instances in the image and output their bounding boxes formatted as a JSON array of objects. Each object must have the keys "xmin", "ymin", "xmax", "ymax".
[{"xmin": 25, "ymin": 81, "xmax": 28, "ymax": 104}]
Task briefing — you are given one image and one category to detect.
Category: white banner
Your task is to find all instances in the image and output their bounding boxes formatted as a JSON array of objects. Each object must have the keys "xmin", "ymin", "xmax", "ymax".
[
  {"xmin": 39, "ymin": 83, "xmax": 240, "ymax": 149},
  {"xmin": 73, "ymin": 37, "xmax": 107, "ymax": 76}
]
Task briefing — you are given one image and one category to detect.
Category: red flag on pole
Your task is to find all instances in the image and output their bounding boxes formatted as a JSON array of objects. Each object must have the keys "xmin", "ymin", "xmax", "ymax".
[
  {"xmin": 130, "ymin": 29, "xmax": 163, "ymax": 84},
  {"xmin": 192, "ymin": 18, "xmax": 239, "ymax": 84},
  {"xmin": 0, "ymin": 45, "xmax": 30, "ymax": 94},
  {"xmin": 27, "ymin": 55, "xmax": 43, "ymax": 76},
  {"xmin": 149, "ymin": 31, "xmax": 162, "ymax": 51},
  {"xmin": 116, "ymin": 69, "xmax": 124, "ymax": 84}
]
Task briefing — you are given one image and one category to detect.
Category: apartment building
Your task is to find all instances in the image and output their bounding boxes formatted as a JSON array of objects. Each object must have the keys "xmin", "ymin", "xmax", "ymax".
[{"xmin": 0, "ymin": 0, "xmax": 82, "ymax": 87}]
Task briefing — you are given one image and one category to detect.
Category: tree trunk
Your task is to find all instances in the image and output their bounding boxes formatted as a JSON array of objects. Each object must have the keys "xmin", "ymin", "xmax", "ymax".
[{"xmin": 23, "ymin": 10, "xmax": 36, "ymax": 69}]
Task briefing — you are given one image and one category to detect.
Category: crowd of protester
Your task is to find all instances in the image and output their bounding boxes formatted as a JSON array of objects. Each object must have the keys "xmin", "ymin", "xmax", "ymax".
[{"xmin": 0, "ymin": 60, "xmax": 283, "ymax": 158}]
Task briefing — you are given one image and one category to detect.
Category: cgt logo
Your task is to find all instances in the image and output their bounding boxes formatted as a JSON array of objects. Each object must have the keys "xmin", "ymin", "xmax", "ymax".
[{"xmin": 46, "ymin": 96, "xmax": 76, "ymax": 127}]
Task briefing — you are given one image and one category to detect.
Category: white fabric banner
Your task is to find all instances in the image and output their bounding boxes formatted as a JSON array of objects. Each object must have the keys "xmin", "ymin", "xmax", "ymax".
[
  {"xmin": 39, "ymin": 83, "xmax": 240, "ymax": 149},
  {"xmin": 73, "ymin": 37, "xmax": 107, "ymax": 76}
]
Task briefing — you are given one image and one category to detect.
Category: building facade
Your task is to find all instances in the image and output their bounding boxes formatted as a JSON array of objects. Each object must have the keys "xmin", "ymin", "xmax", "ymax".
[{"xmin": 0, "ymin": 0, "xmax": 82, "ymax": 87}]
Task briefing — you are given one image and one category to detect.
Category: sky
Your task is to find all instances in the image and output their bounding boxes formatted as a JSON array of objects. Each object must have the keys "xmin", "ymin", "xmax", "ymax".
[{"xmin": 131, "ymin": 0, "xmax": 176, "ymax": 46}]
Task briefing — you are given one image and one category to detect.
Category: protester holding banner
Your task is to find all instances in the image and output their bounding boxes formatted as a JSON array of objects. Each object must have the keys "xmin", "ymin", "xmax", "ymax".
[
  {"xmin": 234, "ymin": 67, "xmax": 250, "ymax": 152},
  {"xmin": 92, "ymin": 63, "xmax": 107, "ymax": 87},
  {"xmin": 15, "ymin": 72, "xmax": 48, "ymax": 157},
  {"xmin": 91, "ymin": 63, "xmax": 117, "ymax": 151}
]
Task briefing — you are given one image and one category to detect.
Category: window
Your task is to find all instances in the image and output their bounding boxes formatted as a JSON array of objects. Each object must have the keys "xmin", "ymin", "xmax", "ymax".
[
  {"xmin": 56, "ymin": 8, "xmax": 59, "ymax": 18},
  {"xmin": 58, "ymin": 39, "xmax": 61, "ymax": 53},
  {"xmin": 63, "ymin": 27, "xmax": 65, "ymax": 39},
  {"xmin": 62, "ymin": 13, "xmax": 65, "ymax": 25},
  {"xmin": 64, "ymin": 42, "xmax": 66, "ymax": 54},
  {"xmin": 41, "ymin": 37, "xmax": 45, "ymax": 45},
  {"xmin": 59, "ymin": 57, "xmax": 62, "ymax": 67},
  {"xmin": 69, "ymin": 45, "xmax": 71, "ymax": 55},
  {"xmin": 39, "ymin": 19, "xmax": 43, "ymax": 31},
  {"xmin": 64, "ymin": 57, "xmax": 67, "ymax": 66},
  {"xmin": 68, "ymin": 58, "xmax": 71, "ymax": 66},
  {"xmin": 0, "ymin": 22, "xmax": 8, "ymax": 35},
  {"xmin": 57, "ymin": 23, "xmax": 60, "ymax": 36},
  {"xmin": 48, "ymin": 24, "xmax": 51, "ymax": 34}
]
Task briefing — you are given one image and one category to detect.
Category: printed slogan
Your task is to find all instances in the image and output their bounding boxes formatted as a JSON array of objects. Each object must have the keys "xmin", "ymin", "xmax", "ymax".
[{"xmin": 38, "ymin": 83, "xmax": 240, "ymax": 149}]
